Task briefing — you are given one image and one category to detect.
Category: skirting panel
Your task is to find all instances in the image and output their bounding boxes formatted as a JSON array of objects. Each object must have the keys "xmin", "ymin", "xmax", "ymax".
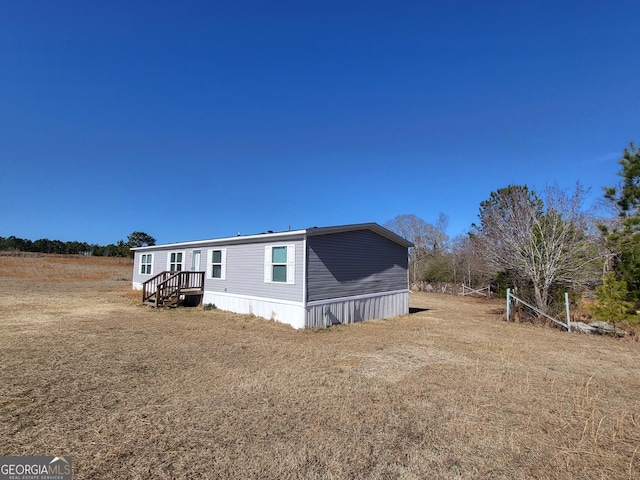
[
  {"xmin": 203, "ymin": 292, "xmax": 306, "ymax": 329},
  {"xmin": 137, "ymin": 286, "xmax": 408, "ymax": 330},
  {"xmin": 305, "ymin": 291, "xmax": 409, "ymax": 329}
]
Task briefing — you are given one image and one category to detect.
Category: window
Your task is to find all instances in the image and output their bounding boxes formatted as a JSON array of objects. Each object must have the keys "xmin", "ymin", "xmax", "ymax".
[
  {"xmin": 264, "ymin": 245, "xmax": 295, "ymax": 284},
  {"xmin": 140, "ymin": 254, "xmax": 153, "ymax": 275},
  {"xmin": 168, "ymin": 252, "xmax": 183, "ymax": 272},
  {"xmin": 207, "ymin": 249, "xmax": 226, "ymax": 280},
  {"xmin": 272, "ymin": 246, "xmax": 287, "ymax": 282}
]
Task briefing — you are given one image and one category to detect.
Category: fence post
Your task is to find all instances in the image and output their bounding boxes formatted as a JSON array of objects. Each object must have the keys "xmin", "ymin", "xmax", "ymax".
[
  {"xmin": 565, "ymin": 292, "xmax": 571, "ymax": 332},
  {"xmin": 506, "ymin": 288, "xmax": 511, "ymax": 322}
]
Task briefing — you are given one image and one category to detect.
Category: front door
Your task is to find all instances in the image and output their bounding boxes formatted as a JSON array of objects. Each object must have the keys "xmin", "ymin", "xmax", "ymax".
[{"xmin": 192, "ymin": 250, "xmax": 201, "ymax": 271}]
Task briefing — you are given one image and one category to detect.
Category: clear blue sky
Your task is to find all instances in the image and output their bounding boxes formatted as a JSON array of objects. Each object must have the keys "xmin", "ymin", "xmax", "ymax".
[{"xmin": 1, "ymin": 1, "xmax": 638, "ymax": 245}]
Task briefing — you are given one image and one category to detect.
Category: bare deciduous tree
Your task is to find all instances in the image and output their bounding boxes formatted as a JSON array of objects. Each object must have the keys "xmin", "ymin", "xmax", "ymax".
[
  {"xmin": 451, "ymin": 234, "xmax": 491, "ymax": 288},
  {"xmin": 472, "ymin": 184, "xmax": 603, "ymax": 313},
  {"xmin": 384, "ymin": 213, "xmax": 449, "ymax": 283}
]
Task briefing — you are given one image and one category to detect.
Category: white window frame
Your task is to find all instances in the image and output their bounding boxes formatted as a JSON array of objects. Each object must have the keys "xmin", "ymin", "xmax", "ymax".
[
  {"xmin": 264, "ymin": 244, "xmax": 295, "ymax": 284},
  {"xmin": 139, "ymin": 253, "xmax": 153, "ymax": 275},
  {"xmin": 206, "ymin": 248, "xmax": 227, "ymax": 280},
  {"xmin": 167, "ymin": 251, "xmax": 185, "ymax": 272}
]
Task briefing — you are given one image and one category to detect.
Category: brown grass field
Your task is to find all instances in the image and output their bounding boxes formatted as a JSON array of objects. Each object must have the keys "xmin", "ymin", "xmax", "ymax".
[{"xmin": 1, "ymin": 254, "xmax": 639, "ymax": 479}]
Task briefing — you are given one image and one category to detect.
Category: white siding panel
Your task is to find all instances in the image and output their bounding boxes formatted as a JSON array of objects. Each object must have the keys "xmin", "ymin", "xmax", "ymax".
[{"xmin": 203, "ymin": 291, "xmax": 305, "ymax": 329}]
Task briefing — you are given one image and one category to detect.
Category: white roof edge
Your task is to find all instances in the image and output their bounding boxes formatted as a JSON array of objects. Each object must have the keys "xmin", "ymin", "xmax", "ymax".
[
  {"xmin": 304, "ymin": 222, "xmax": 414, "ymax": 247},
  {"xmin": 131, "ymin": 229, "xmax": 307, "ymax": 251},
  {"xmin": 131, "ymin": 222, "xmax": 413, "ymax": 251}
]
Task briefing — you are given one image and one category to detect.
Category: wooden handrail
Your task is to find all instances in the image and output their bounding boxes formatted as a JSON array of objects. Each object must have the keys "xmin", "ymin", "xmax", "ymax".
[
  {"xmin": 142, "ymin": 271, "xmax": 173, "ymax": 303},
  {"xmin": 142, "ymin": 271, "xmax": 205, "ymax": 306}
]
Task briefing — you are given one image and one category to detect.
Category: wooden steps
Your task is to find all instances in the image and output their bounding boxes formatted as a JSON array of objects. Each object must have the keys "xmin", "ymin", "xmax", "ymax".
[{"xmin": 141, "ymin": 271, "xmax": 205, "ymax": 309}]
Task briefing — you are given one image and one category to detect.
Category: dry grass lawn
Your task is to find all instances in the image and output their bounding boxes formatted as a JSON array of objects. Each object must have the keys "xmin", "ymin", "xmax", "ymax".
[{"xmin": 1, "ymin": 254, "xmax": 639, "ymax": 479}]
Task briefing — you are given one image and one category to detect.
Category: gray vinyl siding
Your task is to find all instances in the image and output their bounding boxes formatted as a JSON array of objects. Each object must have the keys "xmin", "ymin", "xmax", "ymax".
[
  {"xmin": 132, "ymin": 250, "xmax": 163, "ymax": 285},
  {"xmin": 133, "ymin": 237, "xmax": 304, "ymax": 302},
  {"xmin": 203, "ymin": 239, "xmax": 304, "ymax": 302},
  {"xmin": 132, "ymin": 248, "xmax": 181, "ymax": 285},
  {"xmin": 132, "ymin": 251, "xmax": 147, "ymax": 285},
  {"xmin": 306, "ymin": 230, "xmax": 408, "ymax": 302}
]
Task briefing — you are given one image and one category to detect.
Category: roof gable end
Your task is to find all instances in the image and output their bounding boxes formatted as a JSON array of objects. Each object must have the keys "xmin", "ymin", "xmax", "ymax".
[{"xmin": 305, "ymin": 223, "xmax": 413, "ymax": 248}]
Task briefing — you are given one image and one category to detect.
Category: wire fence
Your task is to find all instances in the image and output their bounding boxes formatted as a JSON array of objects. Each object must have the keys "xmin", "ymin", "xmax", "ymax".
[
  {"xmin": 506, "ymin": 288, "xmax": 571, "ymax": 331},
  {"xmin": 411, "ymin": 281, "xmax": 492, "ymax": 297}
]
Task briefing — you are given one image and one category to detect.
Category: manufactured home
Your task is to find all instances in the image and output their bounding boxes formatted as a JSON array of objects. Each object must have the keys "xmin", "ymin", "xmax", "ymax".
[{"xmin": 131, "ymin": 223, "xmax": 412, "ymax": 329}]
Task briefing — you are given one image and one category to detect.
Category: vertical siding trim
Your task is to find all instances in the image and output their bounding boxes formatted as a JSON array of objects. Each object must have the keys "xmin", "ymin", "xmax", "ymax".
[{"xmin": 302, "ymin": 235, "xmax": 308, "ymax": 308}]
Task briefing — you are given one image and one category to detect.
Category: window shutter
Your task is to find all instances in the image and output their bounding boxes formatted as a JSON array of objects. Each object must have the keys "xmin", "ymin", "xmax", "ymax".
[
  {"xmin": 286, "ymin": 244, "xmax": 295, "ymax": 284},
  {"xmin": 220, "ymin": 248, "xmax": 227, "ymax": 280},
  {"xmin": 264, "ymin": 246, "xmax": 272, "ymax": 282}
]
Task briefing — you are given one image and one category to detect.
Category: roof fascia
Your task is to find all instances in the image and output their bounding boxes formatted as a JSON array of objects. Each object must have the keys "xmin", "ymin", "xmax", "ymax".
[
  {"xmin": 131, "ymin": 222, "xmax": 414, "ymax": 251},
  {"xmin": 305, "ymin": 222, "xmax": 414, "ymax": 248},
  {"xmin": 131, "ymin": 229, "xmax": 307, "ymax": 251}
]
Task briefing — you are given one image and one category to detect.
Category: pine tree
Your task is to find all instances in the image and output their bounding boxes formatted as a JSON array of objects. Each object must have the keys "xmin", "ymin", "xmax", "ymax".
[
  {"xmin": 590, "ymin": 272, "xmax": 634, "ymax": 323},
  {"xmin": 600, "ymin": 143, "xmax": 640, "ymax": 306}
]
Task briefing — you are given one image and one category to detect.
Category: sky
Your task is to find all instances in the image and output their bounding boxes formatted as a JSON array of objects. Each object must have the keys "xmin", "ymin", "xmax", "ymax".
[{"xmin": 1, "ymin": 1, "xmax": 639, "ymax": 246}]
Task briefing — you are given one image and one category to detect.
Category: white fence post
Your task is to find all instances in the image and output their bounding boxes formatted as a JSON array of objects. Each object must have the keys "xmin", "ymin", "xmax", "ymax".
[
  {"xmin": 506, "ymin": 288, "xmax": 571, "ymax": 332},
  {"xmin": 565, "ymin": 292, "xmax": 571, "ymax": 333}
]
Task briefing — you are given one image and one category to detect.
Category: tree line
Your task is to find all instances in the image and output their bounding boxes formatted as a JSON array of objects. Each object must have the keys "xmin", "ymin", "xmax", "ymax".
[
  {"xmin": 0, "ymin": 231, "xmax": 156, "ymax": 257},
  {"xmin": 385, "ymin": 142, "xmax": 640, "ymax": 326}
]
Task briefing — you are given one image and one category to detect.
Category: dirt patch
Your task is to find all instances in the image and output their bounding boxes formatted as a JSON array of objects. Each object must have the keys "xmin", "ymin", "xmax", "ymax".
[{"xmin": 1, "ymin": 256, "xmax": 639, "ymax": 479}]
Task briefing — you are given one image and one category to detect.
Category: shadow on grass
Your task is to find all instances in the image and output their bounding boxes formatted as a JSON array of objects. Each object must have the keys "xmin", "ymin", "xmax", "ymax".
[{"xmin": 409, "ymin": 307, "xmax": 430, "ymax": 314}]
